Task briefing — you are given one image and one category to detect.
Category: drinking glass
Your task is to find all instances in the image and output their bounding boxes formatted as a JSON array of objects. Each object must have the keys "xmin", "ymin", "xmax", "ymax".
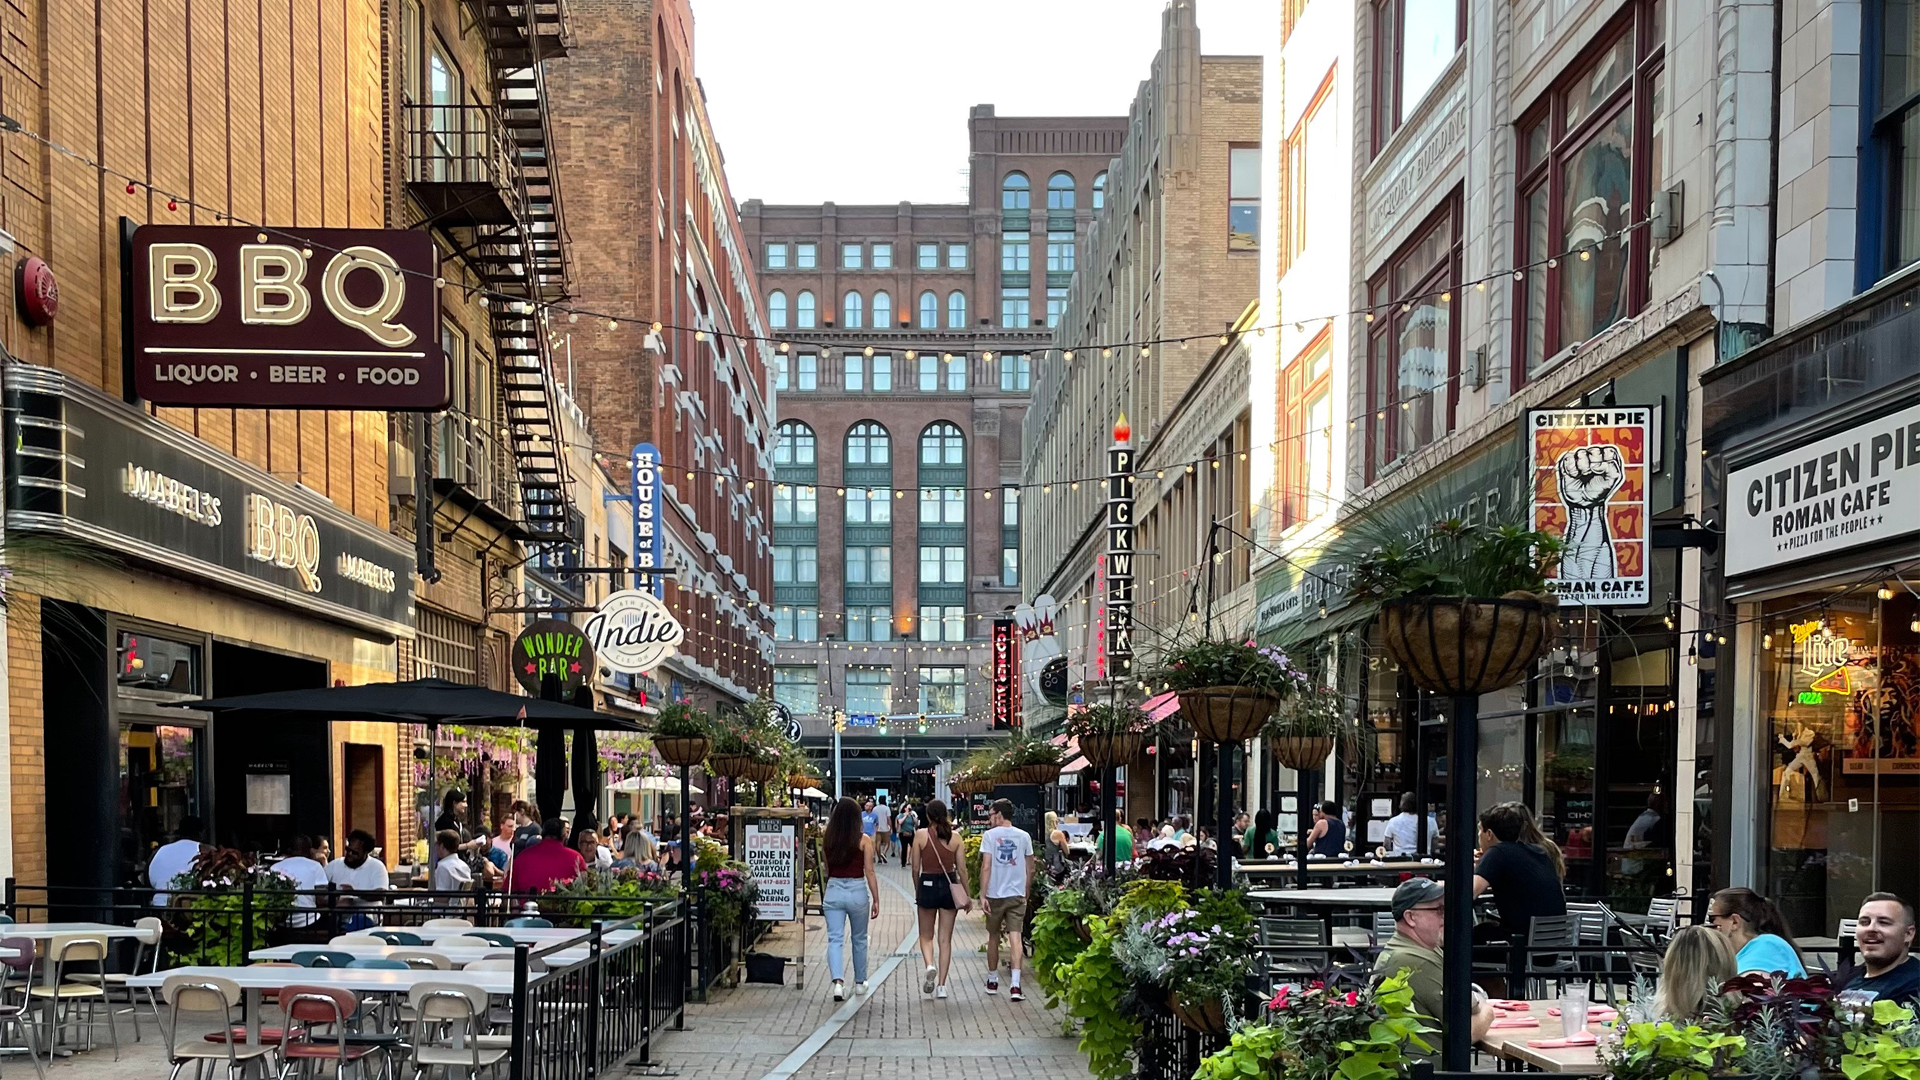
[{"xmin": 1561, "ymin": 983, "xmax": 1590, "ymax": 1038}]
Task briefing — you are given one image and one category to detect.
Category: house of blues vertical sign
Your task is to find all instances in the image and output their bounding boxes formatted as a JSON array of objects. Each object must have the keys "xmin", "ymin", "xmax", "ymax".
[
  {"xmin": 631, "ymin": 442, "xmax": 664, "ymax": 597},
  {"xmin": 1106, "ymin": 415, "xmax": 1135, "ymax": 679}
]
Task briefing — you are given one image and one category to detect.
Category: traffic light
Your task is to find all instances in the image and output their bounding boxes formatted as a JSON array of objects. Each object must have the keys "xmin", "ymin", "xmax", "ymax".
[
  {"xmin": 832, "ymin": 709, "xmax": 847, "ymax": 734},
  {"xmin": 917, "ymin": 713, "xmax": 928, "ymax": 734},
  {"xmin": 878, "ymin": 720, "xmax": 889, "ymax": 735}
]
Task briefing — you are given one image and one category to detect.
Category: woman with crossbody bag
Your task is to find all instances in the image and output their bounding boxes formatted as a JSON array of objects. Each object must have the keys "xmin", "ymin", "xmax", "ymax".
[{"xmin": 910, "ymin": 799, "xmax": 971, "ymax": 998}]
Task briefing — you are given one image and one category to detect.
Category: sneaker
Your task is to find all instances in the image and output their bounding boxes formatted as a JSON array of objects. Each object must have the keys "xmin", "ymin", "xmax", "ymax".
[
  {"xmin": 856, "ymin": 982, "xmax": 869, "ymax": 996},
  {"xmin": 936, "ymin": 985, "xmax": 949, "ymax": 999},
  {"xmin": 1009, "ymin": 985, "xmax": 1024, "ymax": 1003},
  {"xmin": 984, "ymin": 975, "xmax": 999, "ymax": 995},
  {"xmin": 922, "ymin": 966, "xmax": 937, "ymax": 995},
  {"xmin": 832, "ymin": 980, "xmax": 846, "ymax": 1002}
]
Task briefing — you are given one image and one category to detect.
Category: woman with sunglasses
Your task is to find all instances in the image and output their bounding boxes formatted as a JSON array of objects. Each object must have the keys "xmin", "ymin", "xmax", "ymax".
[{"xmin": 1710, "ymin": 887, "xmax": 1806, "ymax": 977}]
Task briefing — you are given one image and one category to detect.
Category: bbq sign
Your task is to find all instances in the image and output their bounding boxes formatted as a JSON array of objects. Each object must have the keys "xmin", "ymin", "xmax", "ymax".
[
  {"xmin": 130, "ymin": 225, "xmax": 446, "ymax": 409},
  {"xmin": 1726, "ymin": 402, "xmax": 1920, "ymax": 576}
]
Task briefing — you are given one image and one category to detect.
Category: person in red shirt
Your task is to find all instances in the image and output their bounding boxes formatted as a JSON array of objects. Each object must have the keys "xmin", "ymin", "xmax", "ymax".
[{"xmin": 507, "ymin": 818, "xmax": 587, "ymax": 894}]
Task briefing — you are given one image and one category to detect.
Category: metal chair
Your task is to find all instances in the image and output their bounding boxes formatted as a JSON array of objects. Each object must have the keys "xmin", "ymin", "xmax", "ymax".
[
  {"xmin": 0, "ymin": 936, "xmax": 45, "ymax": 1078},
  {"xmin": 1372, "ymin": 911, "xmax": 1397, "ymax": 946},
  {"xmin": 368, "ymin": 930, "xmax": 422, "ymax": 946},
  {"xmin": 68, "ymin": 915, "xmax": 165, "ymax": 1041},
  {"xmin": 1525, "ymin": 915, "xmax": 1581, "ymax": 997},
  {"xmin": 431, "ymin": 935, "xmax": 496, "ymax": 951},
  {"xmin": 463, "ymin": 932, "xmax": 516, "ymax": 948},
  {"xmin": 289, "ymin": 950, "xmax": 358, "ymax": 969},
  {"xmin": 160, "ymin": 975, "xmax": 274, "ymax": 1080},
  {"xmin": 346, "ymin": 958, "xmax": 410, "ymax": 970},
  {"xmin": 504, "ymin": 916, "xmax": 551, "ymax": 928},
  {"xmin": 1258, "ymin": 917, "xmax": 1330, "ymax": 982},
  {"xmin": 277, "ymin": 985, "xmax": 386, "ymax": 1080},
  {"xmin": 386, "ymin": 950, "xmax": 453, "ymax": 971},
  {"xmin": 420, "ymin": 918, "xmax": 473, "ymax": 929},
  {"xmin": 27, "ymin": 935, "xmax": 117, "ymax": 1059},
  {"xmin": 328, "ymin": 935, "xmax": 386, "ymax": 948},
  {"xmin": 1645, "ymin": 897, "xmax": 1679, "ymax": 939},
  {"xmin": 407, "ymin": 983, "xmax": 508, "ymax": 1078}
]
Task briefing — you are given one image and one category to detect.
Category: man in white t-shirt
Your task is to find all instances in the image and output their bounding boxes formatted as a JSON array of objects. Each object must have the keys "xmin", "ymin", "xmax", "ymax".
[
  {"xmin": 147, "ymin": 816, "xmax": 208, "ymax": 906},
  {"xmin": 430, "ymin": 829, "xmax": 474, "ymax": 893},
  {"xmin": 325, "ymin": 829, "xmax": 390, "ymax": 928},
  {"xmin": 1379, "ymin": 794, "xmax": 1440, "ymax": 858},
  {"xmin": 978, "ymin": 799, "xmax": 1036, "ymax": 1002},
  {"xmin": 272, "ymin": 834, "xmax": 330, "ymax": 927},
  {"xmin": 873, "ymin": 799, "xmax": 893, "ymax": 864}
]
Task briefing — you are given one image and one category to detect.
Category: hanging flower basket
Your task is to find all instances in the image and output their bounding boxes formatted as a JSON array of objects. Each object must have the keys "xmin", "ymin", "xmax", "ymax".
[
  {"xmin": 788, "ymin": 772, "xmax": 818, "ymax": 789},
  {"xmin": 655, "ymin": 736, "xmax": 710, "ymax": 769},
  {"xmin": 951, "ymin": 776, "xmax": 994, "ymax": 796},
  {"xmin": 1378, "ymin": 593, "xmax": 1559, "ymax": 695},
  {"xmin": 742, "ymin": 760, "xmax": 782, "ymax": 784},
  {"xmin": 1080, "ymin": 732, "xmax": 1145, "ymax": 768},
  {"xmin": 1016, "ymin": 762, "xmax": 1063, "ymax": 786},
  {"xmin": 1178, "ymin": 686, "xmax": 1279, "ymax": 744},
  {"xmin": 1168, "ymin": 991, "xmax": 1229, "ymax": 1035},
  {"xmin": 1269, "ymin": 735, "xmax": 1336, "ymax": 771},
  {"xmin": 706, "ymin": 753, "xmax": 754, "ymax": 778}
]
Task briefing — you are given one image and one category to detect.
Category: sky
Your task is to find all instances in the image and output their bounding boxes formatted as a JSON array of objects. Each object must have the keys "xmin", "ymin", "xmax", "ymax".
[{"xmin": 689, "ymin": 0, "xmax": 1279, "ymax": 206}]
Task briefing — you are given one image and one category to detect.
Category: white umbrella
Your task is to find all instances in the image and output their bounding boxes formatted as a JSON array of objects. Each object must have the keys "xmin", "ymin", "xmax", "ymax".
[
  {"xmin": 610, "ymin": 775, "xmax": 703, "ymax": 793},
  {"xmin": 788, "ymin": 786, "xmax": 829, "ymax": 799}
]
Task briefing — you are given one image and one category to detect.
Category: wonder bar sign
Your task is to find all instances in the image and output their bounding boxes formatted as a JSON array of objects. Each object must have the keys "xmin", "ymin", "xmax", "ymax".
[
  {"xmin": 130, "ymin": 224, "xmax": 446, "ymax": 409},
  {"xmin": 1726, "ymin": 401, "xmax": 1920, "ymax": 576}
]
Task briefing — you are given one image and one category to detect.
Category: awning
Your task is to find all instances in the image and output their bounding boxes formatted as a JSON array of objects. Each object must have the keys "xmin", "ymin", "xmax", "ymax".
[
  {"xmin": 611, "ymin": 775, "xmax": 702, "ymax": 794},
  {"xmin": 1142, "ymin": 691, "xmax": 1181, "ymax": 722},
  {"xmin": 1062, "ymin": 755, "xmax": 1090, "ymax": 773},
  {"xmin": 790, "ymin": 786, "xmax": 829, "ymax": 799},
  {"xmin": 179, "ymin": 677, "xmax": 642, "ymax": 730}
]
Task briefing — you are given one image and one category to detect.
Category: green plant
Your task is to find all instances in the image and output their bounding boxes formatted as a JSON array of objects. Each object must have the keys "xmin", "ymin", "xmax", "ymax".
[
  {"xmin": 1031, "ymin": 886, "xmax": 1098, "ymax": 1005},
  {"xmin": 1146, "ymin": 638, "xmax": 1310, "ymax": 697},
  {"xmin": 1007, "ymin": 731, "xmax": 1065, "ymax": 767},
  {"xmin": 963, "ymin": 831, "xmax": 983, "ymax": 892},
  {"xmin": 653, "ymin": 700, "xmax": 712, "ymax": 739},
  {"xmin": 1602, "ymin": 1021, "xmax": 1749, "ymax": 1080},
  {"xmin": 1063, "ymin": 702, "xmax": 1160, "ymax": 739},
  {"xmin": 1262, "ymin": 685, "xmax": 1374, "ymax": 758},
  {"xmin": 1056, "ymin": 914, "xmax": 1142, "ymax": 1080},
  {"xmin": 167, "ymin": 849, "xmax": 294, "ymax": 965},
  {"xmin": 1346, "ymin": 517, "xmax": 1563, "ymax": 602},
  {"xmin": 543, "ymin": 865, "xmax": 680, "ymax": 921},
  {"xmin": 1842, "ymin": 1000, "xmax": 1920, "ymax": 1080},
  {"xmin": 1111, "ymin": 877, "xmax": 1186, "ymax": 921},
  {"xmin": 1195, "ymin": 972, "xmax": 1433, "ymax": 1080}
]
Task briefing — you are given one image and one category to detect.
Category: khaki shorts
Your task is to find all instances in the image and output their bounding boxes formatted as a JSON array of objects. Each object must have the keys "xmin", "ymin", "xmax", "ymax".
[{"xmin": 983, "ymin": 894, "xmax": 1028, "ymax": 935}]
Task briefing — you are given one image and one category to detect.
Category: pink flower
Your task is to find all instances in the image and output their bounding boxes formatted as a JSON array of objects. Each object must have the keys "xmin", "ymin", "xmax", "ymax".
[
  {"xmin": 1268, "ymin": 986, "xmax": 1291, "ymax": 1010},
  {"xmin": 1345, "ymin": 991, "xmax": 1358, "ymax": 1006}
]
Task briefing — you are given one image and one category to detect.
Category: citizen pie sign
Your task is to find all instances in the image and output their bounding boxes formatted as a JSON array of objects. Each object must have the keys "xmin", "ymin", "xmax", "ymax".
[
  {"xmin": 130, "ymin": 225, "xmax": 446, "ymax": 410},
  {"xmin": 1726, "ymin": 401, "xmax": 1920, "ymax": 576},
  {"xmin": 584, "ymin": 589, "xmax": 685, "ymax": 675}
]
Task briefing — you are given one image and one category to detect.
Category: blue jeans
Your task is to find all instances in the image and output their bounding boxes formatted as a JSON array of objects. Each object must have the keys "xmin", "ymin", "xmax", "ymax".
[{"xmin": 823, "ymin": 877, "xmax": 870, "ymax": 983}]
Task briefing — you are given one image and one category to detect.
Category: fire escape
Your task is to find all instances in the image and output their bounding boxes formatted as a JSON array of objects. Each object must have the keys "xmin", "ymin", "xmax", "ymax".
[{"xmin": 403, "ymin": 0, "xmax": 576, "ymax": 544}]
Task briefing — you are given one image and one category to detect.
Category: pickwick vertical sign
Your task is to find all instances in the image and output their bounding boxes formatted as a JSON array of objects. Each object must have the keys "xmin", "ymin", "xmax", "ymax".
[
  {"xmin": 130, "ymin": 225, "xmax": 447, "ymax": 409},
  {"xmin": 1527, "ymin": 407, "xmax": 1651, "ymax": 606},
  {"xmin": 1106, "ymin": 414, "xmax": 1136, "ymax": 677}
]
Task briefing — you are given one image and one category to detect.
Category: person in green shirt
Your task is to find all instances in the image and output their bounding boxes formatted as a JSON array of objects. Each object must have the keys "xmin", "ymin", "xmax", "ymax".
[
  {"xmin": 1373, "ymin": 878, "xmax": 1492, "ymax": 1056},
  {"xmin": 1114, "ymin": 821, "xmax": 1133, "ymax": 861},
  {"xmin": 1244, "ymin": 808, "xmax": 1282, "ymax": 860}
]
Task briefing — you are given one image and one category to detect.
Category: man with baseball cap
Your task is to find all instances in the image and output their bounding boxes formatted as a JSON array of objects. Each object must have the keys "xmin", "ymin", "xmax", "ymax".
[{"xmin": 1374, "ymin": 878, "xmax": 1492, "ymax": 1053}]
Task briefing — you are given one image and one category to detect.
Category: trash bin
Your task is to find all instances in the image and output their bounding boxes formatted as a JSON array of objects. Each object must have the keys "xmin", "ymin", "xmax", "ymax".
[{"xmin": 743, "ymin": 951, "xmax": 787, "ymax": 984}]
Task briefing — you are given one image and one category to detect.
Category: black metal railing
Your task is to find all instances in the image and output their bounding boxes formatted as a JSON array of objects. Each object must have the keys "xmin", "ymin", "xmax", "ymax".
[
  {"xmin": 404, "ymin": 103, "xmax": 512, "ymax": 190},
  {"xmin": 507, "ymin": 904, "xmax": 686, "ymax": 1080},
  {"xmin": 1138, "ymin": 1003, "xmax": 1228, "ymax": 1080}
]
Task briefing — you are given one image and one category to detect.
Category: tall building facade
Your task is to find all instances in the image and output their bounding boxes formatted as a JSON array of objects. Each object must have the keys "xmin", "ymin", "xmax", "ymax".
[
  {"xmin": 739, "ymin": 107, "xmax": 1125, "ymax": 787},
  {"xmin": 547, "ymin": 0, "xmax": 775, "ymax": 710},
  {"xmin": 1022, "ymin": 0, "xmax": 1264, "ymax": 694}
]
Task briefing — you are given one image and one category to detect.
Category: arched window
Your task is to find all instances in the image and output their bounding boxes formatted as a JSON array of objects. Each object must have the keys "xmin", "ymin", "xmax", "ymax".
[
  {"xmin": 1093, "ymin": 171, "xmax": 1108, "ymax": 210},
  {"xmin": 796, "ymin": 290, "xmax": 817, "ymax": 328},
  {"xmin": 918, "ymin": 291, "xmax": 939, "ymax": 328},
  {"xmin": 843, "ymin": 292, "xmax": 864, "ymax": 328},
  {"xmin": 846, "ymin": 422, "xmax": 891, "ymax": 465},
  {"xmin": 872, "ymin": 291, "xmax": 892, "ymax": 329},
  {"xmin": 1002, "ymin": 172, "xmax": 1030, "ymax": 211},
  {"xmin": 773, "ymin": 421, "xmax": 816, "ymax": 466},
  {"xmin": 1047, "ymin": 172, "xmax": 1076, "ymax": 211},
  {"xmin": 919, "ymin": 422, "xmax": 965, "ymax": 466},
  {"xmin": 946, "ymin": 291, "xmax": 967, "ymax": 328},
  {"xmin": 768, "ymin": 291, "xmax": 788, "ymax": 329}
]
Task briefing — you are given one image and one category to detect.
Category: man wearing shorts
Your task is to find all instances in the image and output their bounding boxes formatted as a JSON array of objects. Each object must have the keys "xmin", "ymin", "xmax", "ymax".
[{"xmin": 978, "ymin": 799, "xmax": 1035, "ymax": 1001}]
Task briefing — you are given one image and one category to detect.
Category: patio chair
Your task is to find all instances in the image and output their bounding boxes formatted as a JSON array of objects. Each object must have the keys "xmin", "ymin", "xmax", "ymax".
[
  {"xmin": 432, "ymin": 936, "xmax": 497, "ymax": 951},
  {"xmin": 1524, "ymin": 915, "xmax": 1581, "ymax": 997},
  {"xmin": 368, "ymin": 931, "xmax": 422, "ymax": 946},
  {"xmin": 420, "ymin": 918, "xmax": 473, "ymax": 929},
  {"xmin": 67, "ymin": 916, "xmax": 165, "ymax": 1041},
  {"xmin": 386, "ymin": 951, "xmax": 453, "ymax": 970},
  {"xmin": 200, "ymin": 962, "xmax": 298, "ymax": 1047},
  {"xmin": 329, "ymin": 935, "xmax": 386, "ymax": 948},
  {"xmin": 277, "ymin": 985, "xmax": 387, "ymax": 1080},
  {"xmin": 504, "ymin": 917, "xmax": 551, "ymax": 928},
  {"xmin": 1258, "ymin": 917, "xmax": 1330, "ymax": 982},
  {"xmin": 463, "ymin": 932, "xmax": 516, "ymax": 948},
  {"xmin": 27, "ymin": 935, "xmax": 117, "ymax": 1059},
  {"xmin": 347, "ymin": 958, "xmax": 410, "ymax": 970},
  {"xmin": 1372, "ymin": 911, "xmax": 1397, "ymax": 946},
  {"xmin": 290, "ymin": 950, "xmax": 358, "ymax": 969},
  {"xmin": 1645, "ymin": 897, "xmax": 1679, "ymax": 938},
  {"xmin": 0, "ymin": 936, "xmax": 45, "ymax": 1079},
  {"xmin": 407, "ymin": 982, "xmax": 507, "ymax": 1078},
  {"xmin": 160, "ymin": 975, "xmax": 274, "ymax": 1080}
]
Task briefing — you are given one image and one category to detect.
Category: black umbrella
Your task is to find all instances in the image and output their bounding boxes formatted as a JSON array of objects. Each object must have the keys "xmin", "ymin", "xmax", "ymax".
[
  {"xmin": 178, "ymin": 677, "xmax": 641, "ymax": 730},
  {"xmin": 567, "ymin": 684, "xmax": 602, "ymax": 835}
]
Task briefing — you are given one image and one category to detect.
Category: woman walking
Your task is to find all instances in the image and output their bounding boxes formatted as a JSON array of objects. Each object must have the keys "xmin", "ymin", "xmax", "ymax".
[
  {"xmin": 910, "ymin": 799, "xmax": 972, "ymax": 998},
  {"xmin": 822, "ymin": 797, "xmax": 880, "ymax": 1001}
]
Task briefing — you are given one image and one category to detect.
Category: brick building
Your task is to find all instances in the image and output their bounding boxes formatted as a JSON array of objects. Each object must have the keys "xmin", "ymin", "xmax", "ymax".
[
  {"xmin": 547, "ymin": 0, "xmax": 775, "ymax": 713},
  {"xmin": 738, "ymin": 107, "xmax": 1125, "ymax": 789}
]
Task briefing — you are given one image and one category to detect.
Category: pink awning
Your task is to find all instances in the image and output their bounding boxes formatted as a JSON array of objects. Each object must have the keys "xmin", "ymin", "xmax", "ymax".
[{"xmin": 1143, "ymin": 691, "xmax": 1181, "ymax": 722}]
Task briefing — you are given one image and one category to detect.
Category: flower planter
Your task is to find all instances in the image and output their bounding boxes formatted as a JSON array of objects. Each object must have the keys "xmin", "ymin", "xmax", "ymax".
[
  {"xmin": 1080, "ymin": 732, "xmax": 1146, "ymax": 768},
  {"xmin": 706, "ymin": 753, "xmax": 754, "ymax": 777},
  {"xmin": 1018, "ymin": 762, "xmax": 1063, "ymax": 786},
  {"xmin": 1169, "ymin": 991, "xmax": 1228, "ymax": 1034},
  {"xmin": 742, "ymin": 760, "xmax": 782, "ymax": 784},
  {"xmin": 1378, "ymin": 594, "xmax": 1559, "ymax": 695},
  {"xmin": 655, "ymin": 736, "xmax": 710, "ymax": 769},
  {"xmin": 1178, "ymin": 686, "xmax": 1279, "ymax": 744},
  {"xmin": 1269, "ymin": 735, "xmax": 1336, "ymax": 771}
]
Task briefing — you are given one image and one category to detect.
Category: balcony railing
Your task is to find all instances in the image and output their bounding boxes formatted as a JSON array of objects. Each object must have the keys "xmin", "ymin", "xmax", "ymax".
[{"xmin": 403, "ymin": 103, "xmax": 517, "ymax": 225}]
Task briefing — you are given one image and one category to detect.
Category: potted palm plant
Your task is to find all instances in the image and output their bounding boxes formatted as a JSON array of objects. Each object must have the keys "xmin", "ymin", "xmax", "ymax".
[
  {"xmin": 1347, "ymin": 518, "xmax": 1563, "ymax": 694},
  {"xmin": 652, "ymin": 700, "xmax": 712, "ymax": 769},
  {"xmin": 1067, "ymin": 702, "xmax": 1159, "ymax": 768},
  {"xmin": 1149, "ymin": 639, "xmax": 1309, "ymax": 744},
  {"xmin": 1264, "ymin": 684, "xmax": 1370, "ymax": 771}
]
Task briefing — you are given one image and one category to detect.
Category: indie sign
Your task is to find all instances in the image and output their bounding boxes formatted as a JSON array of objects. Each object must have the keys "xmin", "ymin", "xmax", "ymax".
[
  {"xmin": 1726, "ymin": 401, "xmax": 1920, "ymax": 576},
  {"xmin": 130, "ymin": 225, "xmax": 446, "ymax": 409},
  {"xmin": 631, "ymin": 442, "xmax": 664, "ymax": 597},
  {"xmin": 1105, "ymin": 416, "xmax": 1135, "ymax": 674},
  {"xmin": 512, "ymin": 618, "xmax": 595, "ymax": 696},
  {"xmin": 1527, "ymin": 407, "xmax": 1651, "ymax": 606},
  {"xmin": 584, "ymin": 588, "xmax": 685, "ymax": 675}
]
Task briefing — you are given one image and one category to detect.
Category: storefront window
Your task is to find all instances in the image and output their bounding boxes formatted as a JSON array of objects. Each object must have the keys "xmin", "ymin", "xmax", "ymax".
[
  {"xmin": 116, "ymin": 631, "xmax": 201, "ymax": 695},
  {"xmin": 119, "ymin": 724, "xmax": 204, "ymax": 876},
  {"xmin": 1760, "ymin": 589, "xmax": 1920, "ymax": 938}
]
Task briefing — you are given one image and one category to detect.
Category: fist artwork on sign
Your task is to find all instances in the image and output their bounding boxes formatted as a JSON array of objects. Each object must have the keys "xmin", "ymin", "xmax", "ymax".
[{"xmin": 1556, "ymin": 444, "xmax": 1624, "ymax": 580}]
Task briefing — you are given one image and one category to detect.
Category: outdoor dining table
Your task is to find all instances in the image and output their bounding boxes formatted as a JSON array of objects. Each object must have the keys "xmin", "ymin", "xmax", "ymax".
[
  {"xmin": 249, "ymin": 942, "xmax": 593, "ymax": 967},
  {"xmin": 125, "ymin": 965, "xmax": 514, "ymax": 1046},
  {"xmin": 2, "ymin": 922, "xmax": 152, "ymax": 1047},
  {"xmin": 1476, "ymin": 999, "xmax": 1616, "ymax": 1074},
  {"xmin": 1240, "ymin": 859, "xmax": 1444, "ymax": 880}
]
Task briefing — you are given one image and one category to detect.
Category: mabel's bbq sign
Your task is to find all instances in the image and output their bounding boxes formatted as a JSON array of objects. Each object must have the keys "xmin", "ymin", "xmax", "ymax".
[{"xmin": 130, "ymin": 225, "xmax": 446, "ymax": 409}]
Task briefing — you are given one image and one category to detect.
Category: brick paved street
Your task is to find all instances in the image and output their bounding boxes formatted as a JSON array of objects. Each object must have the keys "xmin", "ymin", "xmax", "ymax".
[{"xmin": 36, "ymin": 865, "xmax": 1092, "ymax": 1080}]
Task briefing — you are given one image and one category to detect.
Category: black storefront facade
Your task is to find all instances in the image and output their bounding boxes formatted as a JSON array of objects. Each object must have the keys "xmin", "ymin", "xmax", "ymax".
[
  {"xmin": 1702, "ymin": 273, "xmax": 1920, "ymax": 940},
  {"xmin": 4, "ymin": 365, "xmax": 415, "ymax": 892}
]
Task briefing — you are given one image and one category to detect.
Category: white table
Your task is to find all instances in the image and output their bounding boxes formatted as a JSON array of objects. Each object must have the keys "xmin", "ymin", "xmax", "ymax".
[
  {"xmin": 126, "ymin": 966, "xmax": 513, "ymax": 1045},
  {"xmin": 1248, "ymin": 887, "xmax": 1403, "ymax": 908},
  {"xmin": 0, "ymin": 922, "xmax": 149, "ymax": 941},
  {"xmin": 402, "ymin": 926, "xmax": 633, "ymax": 946},
  {"xmin": 249, "ymin": 942, "xmax": 592, "ymax": 967}
]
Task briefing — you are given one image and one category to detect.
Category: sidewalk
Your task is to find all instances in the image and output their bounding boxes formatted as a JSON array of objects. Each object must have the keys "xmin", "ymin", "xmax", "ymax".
[{"xmin": 653, "ymin": 862, "xmax": 1090, "ymax": 1080}]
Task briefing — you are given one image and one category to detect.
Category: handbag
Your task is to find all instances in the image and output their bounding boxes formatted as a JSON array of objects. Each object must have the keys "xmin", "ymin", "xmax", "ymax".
[{"xmin": 927, "ymin": 833, "xmax": 972, "ymax": 911}]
